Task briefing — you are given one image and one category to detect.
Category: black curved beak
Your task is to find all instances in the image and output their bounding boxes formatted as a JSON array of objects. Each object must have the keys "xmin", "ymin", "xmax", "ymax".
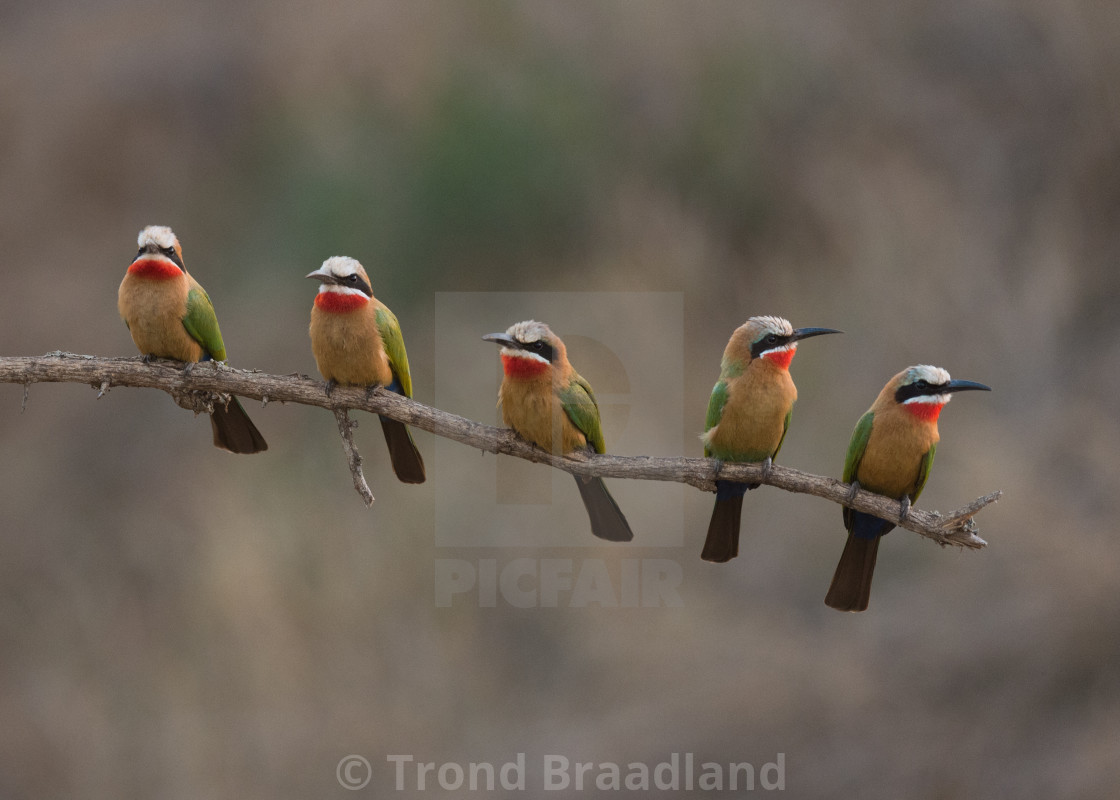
[
  {"xmin": 482, "ymin": 333, "xmax": 520, "ymax": 349},
  {"xmin": 306, "ymin": 269, "xmax": 336, "ymax": 284},
  {"xmin": 946, "ymin": 379, "xmax": 991, "ymax": 393},
  {"xmin": 790, "ymin": 327, "xmax": 843, "ymax": 342}
]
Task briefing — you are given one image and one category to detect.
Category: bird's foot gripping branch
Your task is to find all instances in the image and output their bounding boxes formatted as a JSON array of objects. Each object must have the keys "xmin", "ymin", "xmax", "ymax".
[{"xmin": 0, "ymin": 352, "xmax": 998, "ymax": 550}]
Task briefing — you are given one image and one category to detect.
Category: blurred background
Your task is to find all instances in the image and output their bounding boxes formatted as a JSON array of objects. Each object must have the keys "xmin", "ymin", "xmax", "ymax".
[{"xmin": 2, "ymin": 1, "xmax": 1119, "ymax": 797}]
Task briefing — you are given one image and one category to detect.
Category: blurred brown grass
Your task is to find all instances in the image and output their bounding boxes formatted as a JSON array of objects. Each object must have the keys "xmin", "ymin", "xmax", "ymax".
[{"xmin": 2, "ymin": 1, "xmax": 1120, "ymax": 797}]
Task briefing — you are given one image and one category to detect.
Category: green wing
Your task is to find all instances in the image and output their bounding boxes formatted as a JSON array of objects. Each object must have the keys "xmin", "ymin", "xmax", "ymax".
[
  {"xmin": 375, "ymin": 305, "xmax": 413, "ymax": 398},
  {"xmin": 182, "ymin": 284, "xmax": 227, "ymax": 361},
  {"xmin": 559, "ymin": 372, "xmax": 605, "ymax": 454},
  {"xmin": 911, "ymin": 442, "xmax": 937, "ymax": 503},
  {"xmin": 703, "ymin": 380, "xmax": 729, "ymax": 458},
  {"xmin": 772, "ymin": 408, "xmax": 793, "ymax": 461},
  {"xmin": 842, "ymin": 411, "xmax": 875, "ymax": 484},
  {"xmin": 704, "ymin": 380, "xmax": 729, "ymax": 434},
  {"xmin": 842, "ymin": 410, "xmax": 875, "ymax": 530}
]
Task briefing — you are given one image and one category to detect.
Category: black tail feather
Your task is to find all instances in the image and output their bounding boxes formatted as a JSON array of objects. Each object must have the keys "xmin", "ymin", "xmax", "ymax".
[
  {"xmin": 701, "ymin": 480, "xmax": 751, "ymax": 563},
  {"xmin": 824, "ymin": 533, "xmax": 880, "ymax": 612},
  {"xmin": 379, "ymin": 417, "xmax": 426, "ymax": 484},
  {"xmin": 210, "ymin": 397, "xmax": 268, "ymax": 454},
  {"xmin": 574, "ymin": 475, "xmax": 633, "ymax": 542},
  {"xmin": 701, "ymin": 494, "xmax": 744, "ymax": 562}
]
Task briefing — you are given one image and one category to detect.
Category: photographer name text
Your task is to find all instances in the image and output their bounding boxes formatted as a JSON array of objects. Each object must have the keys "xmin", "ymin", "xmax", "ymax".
[{"xmin": 385, "ymin": 752, "xmax": 785, "ymax": 792}]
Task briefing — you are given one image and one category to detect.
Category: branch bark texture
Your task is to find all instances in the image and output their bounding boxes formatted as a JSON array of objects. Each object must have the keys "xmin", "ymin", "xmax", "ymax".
[
  {"xmin": 333, "ymin": 408, "xmax": 374, "ymax": 508},
  {"xmin": 1, "ymin": 353, "xmax": 998, "ymax": 548}
]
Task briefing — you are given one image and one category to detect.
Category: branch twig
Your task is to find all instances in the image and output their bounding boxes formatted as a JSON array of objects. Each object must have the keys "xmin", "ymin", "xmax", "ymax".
[
  {"xmin": 333, "ymin": 408, "xmax": 374, "ymax": 507},
  {"xmin": 0, "ymin": 353, "xmax": 998, "ymax": 548}
]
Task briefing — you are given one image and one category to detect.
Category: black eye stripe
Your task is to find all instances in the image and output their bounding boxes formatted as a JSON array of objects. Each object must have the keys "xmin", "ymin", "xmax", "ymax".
[
  {"xmin": 750, "ymin": 333, "xmax": 792, "ymax": 359},
  {"xmin": 343, "ymin": 273, "xmax": 373, "ymax": 297},
  {"xmin": 136, "ymin": 243, "xmax": 184, "ymax": 270},
  {"xmin": 895, "ymin": 380, "xmax": 948, "ymax": 403},
  {"xmin": 517, "ymin": 340, "xmax": 555, "ymax": 362}
]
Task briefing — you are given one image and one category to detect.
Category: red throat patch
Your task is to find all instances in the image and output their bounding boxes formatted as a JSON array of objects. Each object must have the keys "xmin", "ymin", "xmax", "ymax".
[
  {"xmin": 501, "ymin": 353, "xmax": 550, "ymax": 379},
  {"xmin": 314, "ymin": 291, "xmax": 369, "ymax": 314},
  {"xmin": 762, "ymin": 348, "xmax": 796, "ymax": 370},
  {"xmin": 904, "ymin": 402, "xmax": 944, "ymax": 423},
  {"xmin": 127, "ymin": 258, "xmax": 182, "ymax": 280}
]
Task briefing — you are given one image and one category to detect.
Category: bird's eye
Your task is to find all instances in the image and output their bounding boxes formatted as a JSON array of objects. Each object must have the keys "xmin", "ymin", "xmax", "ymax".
[
  {"xmin": 531, "ymin": 341, "xmax": 545, "ymax": 351},
  {"xmin": 136, "ymin": 248, "xmax": 144, "ymax": 258},
  {"xmin": 766, "ymin": 334, "xmax": 778, "ymax": 344},
  {"xmin": 161, "ymin": 246, "xmax": 176, "ymax": 258},
  {"xmin": 345, "ymin": 274, "xmax": 358, "ymax": 283},
  {"xmin": 914, "ymin": 380, "xmax": 929, "ymax": 390}
]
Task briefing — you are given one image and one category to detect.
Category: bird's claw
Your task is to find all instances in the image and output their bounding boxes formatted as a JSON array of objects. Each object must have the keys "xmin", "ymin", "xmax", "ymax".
[
  {"xmin": 899, "ymin": 496, "xmax": 911, "ymax": 522},
  {"xmin": 324, "ymin": 379, "xmax": 337, "ymax": 398},
  {"xmin": 846, "ymin": 480, "xmax": 861, "ymax": 504},
  {"xmin": 760, "ymin": 456, "xmax": 773, "ymax": 481},
  {"xmin": 182, "ymin": 361, "xmax": 195, "ymax": 377}
]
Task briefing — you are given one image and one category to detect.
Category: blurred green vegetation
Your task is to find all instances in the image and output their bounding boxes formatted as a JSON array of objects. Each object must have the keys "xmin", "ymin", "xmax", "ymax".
[{"xmin": 236, "ymin": 65, "xmax": 612, "ymax": 292}]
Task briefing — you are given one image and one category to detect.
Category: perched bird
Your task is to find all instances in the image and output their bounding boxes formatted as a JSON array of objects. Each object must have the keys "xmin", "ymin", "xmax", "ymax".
[
  {"xmin": 306, "ymin": 256, "xmax": 425, "ymax": 484},
  {"xmin": 483, "ymin": 321, "xmax": 633, "ymax": 542},
  {"xmin": 825, "ymin": 365, "xmax": 990, "ymax": 612},
  {"xmin": 118, "ymin": 225, "xmax": 267, "ymax": 454},
  {"xmin": 701, "ymin": 316, "xmax": 841, "ymax": 562}
]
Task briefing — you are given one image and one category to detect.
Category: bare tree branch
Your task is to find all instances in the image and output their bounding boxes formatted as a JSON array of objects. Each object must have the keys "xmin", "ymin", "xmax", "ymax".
[
  {"xmin": 333, "ymin": 408, "xmax": 375, "ymax": 507},
  {"xmin": 0, "ymin": 353, "xmax": 998, "ymax": 548}
]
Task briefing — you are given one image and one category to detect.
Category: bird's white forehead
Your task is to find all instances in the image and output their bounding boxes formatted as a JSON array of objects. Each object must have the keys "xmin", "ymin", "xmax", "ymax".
[
  {"xmin": 506, "ymin": 319, "xmax": 553, "ymax": 344},
  {"xmin": 905, "ymin": 365, "xmax": 951, "ymax": 386},
  {"xmin": 138, "ymin": 225, "xmax": 177, "ymax": 250},
  {"xmin": 749, "ymin": 315, "xmax": 793, "ymax": 337},
  {"xmin": 320, "ymin": 255, "xmax": 364, "ymax": 278}
]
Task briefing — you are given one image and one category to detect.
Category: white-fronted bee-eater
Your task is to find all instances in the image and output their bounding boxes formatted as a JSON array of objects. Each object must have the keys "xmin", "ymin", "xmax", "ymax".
[
  {"xmin": 825, "ymin": 365, "xmax": 990, "ymax": 612},
  {"xmin": 306, "ymin": 256, "xmax": 425, "ymax": 484},
  {"xmin": 701, "ymin": 316, "xmax": 841, "ymax": 562},
  {"xmin": 483, "ymin": 321, "xmax": 634, "ymax": 542},
  {"xmin": 118, "ymin": 225, "xmax": 268, "ymax": 454}
]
